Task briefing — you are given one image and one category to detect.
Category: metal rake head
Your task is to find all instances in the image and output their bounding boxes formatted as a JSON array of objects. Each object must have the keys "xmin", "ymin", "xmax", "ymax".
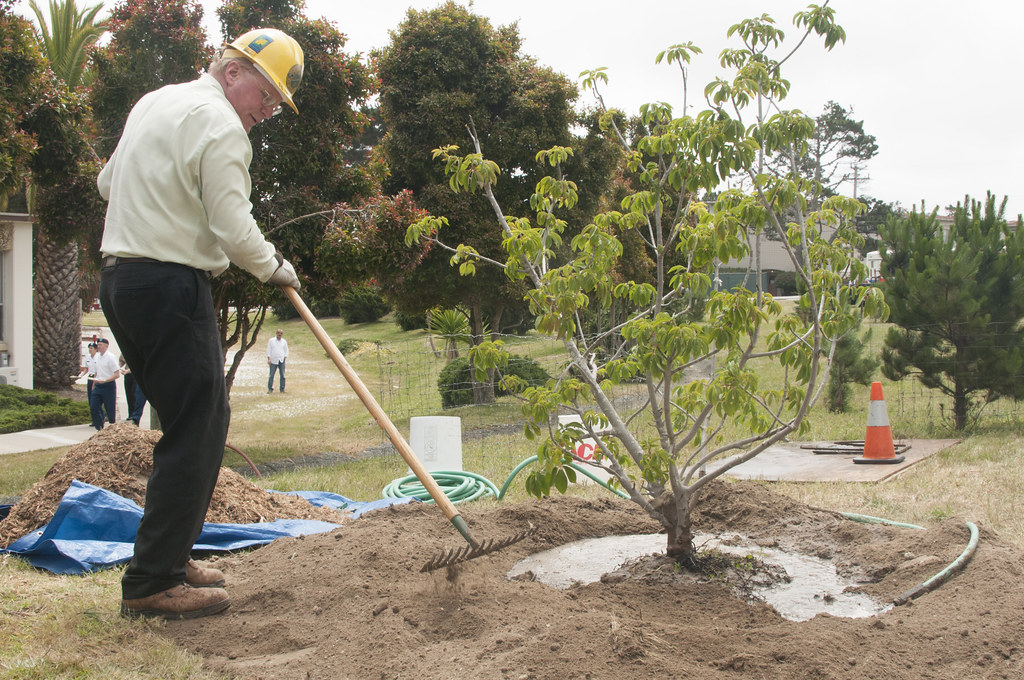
[{"xmin": 421, "ymin": 524, "xmax": 537, "ymax": 572}]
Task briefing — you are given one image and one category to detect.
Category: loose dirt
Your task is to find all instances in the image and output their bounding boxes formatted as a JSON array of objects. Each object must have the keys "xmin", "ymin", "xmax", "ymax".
[
  {"xmin": 178, "ymin": 488, "xmax": 1023, "ymax": 680},
  {"xmin": 5, "ymin": 425, "xmax": 1024, "ymax": 678},
  {"xmin": 0, "ymin": 423, "xmax": 349, "ymax": 547}
]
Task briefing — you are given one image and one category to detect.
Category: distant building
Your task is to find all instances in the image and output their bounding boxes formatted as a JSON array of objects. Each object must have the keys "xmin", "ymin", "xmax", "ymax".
[{"xmin": 0, "ymin": 213, "xmax": 33, "ymax": 388}]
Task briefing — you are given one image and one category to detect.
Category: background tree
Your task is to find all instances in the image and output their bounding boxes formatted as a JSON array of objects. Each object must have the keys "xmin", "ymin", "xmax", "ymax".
[
  {"xmin": 854, "ymin": 195, "xmax": 901, "ymax": 253},
  {"xmin": 4, "ymin": 0, "xmax": 107, "ymax": 388},
  {"xmin": 374, "ymin": 1, "xmax": 615, "ymax": 403},
  {"xmin": 90, "ymin": 0, "xmax": 374, "ymax": 391},
  {"xmin": 879, "ymin": 194, "xmax": 1024, "ymax": 430},
  {"xmin": 824, "ymin": 328, "xmax": 878, "ymax": 412},
  {"xmin": 28, "ymin": 0, "xmax": 105, "ymax": 88},
  {"xmin": 409, "ymin": 6, "xmax": 884, "ymax": 564},
  {"xmin": 802, "ymin": 101, "xmax": 877, "ymax": 202},
  {"xmin": 0, "ymin": 0, "xmax": 47, "ymax": 207},
  {"xmin": 90, "ymin": 0, "xmax": 209, "ymax": 158},
  {"xmin": 213, "ymin": 0, "xmax": 374, "ymax": 389}
]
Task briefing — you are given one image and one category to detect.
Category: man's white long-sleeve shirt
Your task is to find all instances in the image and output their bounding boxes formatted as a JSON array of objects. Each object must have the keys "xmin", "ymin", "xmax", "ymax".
[
  {"xmin": 98, "ymin": 73, "xmax": 278, "ymax": 280},
  {"xmin": 267, "ymin": 336, "xmax": 289, "ymax": 364}
]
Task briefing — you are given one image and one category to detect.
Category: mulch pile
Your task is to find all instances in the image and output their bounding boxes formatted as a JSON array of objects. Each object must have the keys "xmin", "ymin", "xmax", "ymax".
[{"xmin": 0, "ymin": 422, "xmax": 350, "ymax": 548}]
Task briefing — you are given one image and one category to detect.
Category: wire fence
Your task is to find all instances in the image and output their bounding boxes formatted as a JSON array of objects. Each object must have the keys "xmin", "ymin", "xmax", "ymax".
[{"xmin": 368, "ymin": 323, "xmax": 1024, "ymax": 437}]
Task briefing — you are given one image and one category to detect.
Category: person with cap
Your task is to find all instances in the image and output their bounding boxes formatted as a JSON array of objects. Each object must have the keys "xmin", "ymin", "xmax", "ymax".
[
  {"xmin": 96, "ymin": 27, "xmax": 304, "ymax": 620},
  {"xmin": 73, "ymin": 342, "xmax": 99, "ymax": 400},
  {"xmin": 88, "ymin": 338, "xmax": 119, "ymax": 430}
]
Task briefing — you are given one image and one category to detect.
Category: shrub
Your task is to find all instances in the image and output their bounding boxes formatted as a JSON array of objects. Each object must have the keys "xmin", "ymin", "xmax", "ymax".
[
  {"xmin": 437, "ymin": 354, "xmax": 550, "ymax": 408},
  {"xmin": 773, "ymin": 271, "xmax": 798, "ymax": 296},
  {"xmin": 394, "ymin": 310, "xmax": 428, "ymax": 331},
  {"xmin": 336, "ymin": 338, "xmax": 361, "ymax": 356},
  {"xmin": 437, "ymin": 358, "xmax": 474, "ymax": 409},
  {"xmin": 0, "ymin": 385, "xmax": 91, "ymax": 434},
  {"xmin": 272, "ymin": 296, "xmax": 341, "ymax": 321},
  {"xmin": 339, "ymin": 285, "xmax": 390, "ymax": 324}
]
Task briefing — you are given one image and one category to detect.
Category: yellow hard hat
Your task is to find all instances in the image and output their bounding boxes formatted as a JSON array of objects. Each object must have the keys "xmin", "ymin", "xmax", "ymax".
[{"xmin": 226, "ymin": 28, "xmax": 304, "ymax": 114}]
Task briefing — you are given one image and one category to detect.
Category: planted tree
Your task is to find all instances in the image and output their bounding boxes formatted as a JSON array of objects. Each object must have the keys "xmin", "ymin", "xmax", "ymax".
[
  {"xmin": 880, "ymin": 194, "xmax": 1024, "ymax": 430},
  {"xmin": 407, "ymin": 6, "xmax": 885, "ymax": 563}
]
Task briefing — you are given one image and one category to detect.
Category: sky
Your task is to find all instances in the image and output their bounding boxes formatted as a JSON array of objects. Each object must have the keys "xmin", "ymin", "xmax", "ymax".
[{"xmin": 13, "ymin": 0, "xmax": 1024, "ymax": 217}]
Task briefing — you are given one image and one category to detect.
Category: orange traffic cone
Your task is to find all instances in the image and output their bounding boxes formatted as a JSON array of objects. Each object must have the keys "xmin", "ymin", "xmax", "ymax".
[{"xmin": 854, "ymin": 382, "xmax": 905, "ymax": 465}]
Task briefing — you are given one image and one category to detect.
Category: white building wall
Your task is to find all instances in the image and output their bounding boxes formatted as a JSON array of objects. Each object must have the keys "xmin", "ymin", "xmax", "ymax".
[{"xmin": 0, "ymin": 213, "xmax": 34, "ymax": 389}]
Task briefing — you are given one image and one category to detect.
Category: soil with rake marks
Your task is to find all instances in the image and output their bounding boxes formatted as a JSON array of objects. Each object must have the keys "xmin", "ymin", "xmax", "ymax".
[
  {"xmin": 169, "ymin": 484, "xmax": 1024, "ymax": 680},
  {"xmin": 4, "ymin": 425, "xmax": 1023, "ymax": 678}
]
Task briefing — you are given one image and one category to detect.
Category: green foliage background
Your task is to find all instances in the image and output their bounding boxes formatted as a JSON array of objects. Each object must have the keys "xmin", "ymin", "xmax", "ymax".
[{"xmin": 0, "ymin": 384, "xmax": 90, "ymax": 434}]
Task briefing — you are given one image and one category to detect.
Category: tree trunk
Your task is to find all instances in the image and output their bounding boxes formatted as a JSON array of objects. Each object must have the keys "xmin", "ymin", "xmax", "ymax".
[
  {"xmin": 222, "ymin": 302, "xmax": 267, "ymax": 394},
  {"xmin": 659, "ymin": 487, "xmax": 696, "ymax": 565},
  {"xmin": 953, "ymin": 382, "xmax": 968, "ymax": 431},
  {"xmin": 469, "ymin": 304, "xmax": 494, "ymax": 405},
  {"xmin": 33, "ymin": 233, "xmax": 81, "ymax": 389}
]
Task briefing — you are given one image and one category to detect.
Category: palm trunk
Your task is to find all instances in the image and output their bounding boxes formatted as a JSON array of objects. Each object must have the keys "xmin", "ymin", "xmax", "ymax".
[{"xmin": 33, "ymin": 233, "xmax": 81, "ymax": 389}]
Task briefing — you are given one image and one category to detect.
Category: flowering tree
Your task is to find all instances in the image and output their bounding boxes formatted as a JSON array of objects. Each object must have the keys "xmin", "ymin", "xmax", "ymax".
[{"xmin": 407, "ymin": 5, "xmax": 886, "ymax": 564}]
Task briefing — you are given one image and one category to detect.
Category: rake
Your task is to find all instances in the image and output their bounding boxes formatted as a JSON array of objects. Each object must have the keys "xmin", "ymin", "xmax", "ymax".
[{"xmin": 284, "ymin": 287, "xmax": 536, "ymax": 571}]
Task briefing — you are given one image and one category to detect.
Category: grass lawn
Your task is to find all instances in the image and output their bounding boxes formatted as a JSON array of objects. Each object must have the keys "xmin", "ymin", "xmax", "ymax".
[{"xmin": 2, "ymin": 309, "xmax": 1023, "ymax": 677}]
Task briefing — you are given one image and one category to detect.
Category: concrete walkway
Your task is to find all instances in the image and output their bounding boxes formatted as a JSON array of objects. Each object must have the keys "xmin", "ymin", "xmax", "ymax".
[
  {"xmin": 0, "ymin": 423, "xmax": 96, "ymax": 456},
  {"xmin": 0, "ymin": 323, "xmax": 155, "ymax": 457}
]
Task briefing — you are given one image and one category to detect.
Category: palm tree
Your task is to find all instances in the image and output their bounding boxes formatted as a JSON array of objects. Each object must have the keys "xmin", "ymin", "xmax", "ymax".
[
  {"xmin": 29, "ymin": 0, "xmax": 106, "ymax": 87},
  {"xmin": 27, "ymin": 0, "xmax": 106, "ymax": 389},
  {"xmin": 428, "ymin": 308, "xmax": 473, "ymax": 362}
]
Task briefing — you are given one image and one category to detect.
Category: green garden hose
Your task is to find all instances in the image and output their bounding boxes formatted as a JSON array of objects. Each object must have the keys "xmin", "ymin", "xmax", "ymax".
[
  {"xmin": 383, "ymin": 470, "xmax": 500, "ymax": 505},
  {"xmin": 383, "ymin": 456, "xmax": 629, "ymax": 505},
  {"xmin": 841, "ymin": 512, "xmax": 980, "ymax": 606}
]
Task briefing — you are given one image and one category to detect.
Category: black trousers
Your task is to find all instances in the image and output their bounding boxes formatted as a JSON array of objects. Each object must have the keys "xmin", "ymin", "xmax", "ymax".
[
  {"xmin": 124, "ymin": 372, "xmax": 137, "ymax": 416},
  {"xmin": 100, "ymin": 261, "xmax": 229, "ymax": 600}
]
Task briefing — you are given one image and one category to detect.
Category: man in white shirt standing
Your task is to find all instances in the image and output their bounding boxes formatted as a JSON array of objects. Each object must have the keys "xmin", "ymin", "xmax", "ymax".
[
  {"xmin": 267, "ymin": 328, "xmax": 289, "ymax": 393},
  {"xmin": 74, "ymin": 342, "xmax": 98, "ymax": 400},
  {"xmin": 97, "ymin": 28, "xmax": 304, "ymax": 620},
  {"xmin": 89, "ymin": 338, "xmax": 119, "ymax": 430}
]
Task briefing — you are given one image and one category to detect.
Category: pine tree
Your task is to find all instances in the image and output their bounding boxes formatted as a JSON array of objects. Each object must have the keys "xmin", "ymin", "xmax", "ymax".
[{"xmin": 880, "ymin": 194, "xmax": 1024, "ymax": 430}]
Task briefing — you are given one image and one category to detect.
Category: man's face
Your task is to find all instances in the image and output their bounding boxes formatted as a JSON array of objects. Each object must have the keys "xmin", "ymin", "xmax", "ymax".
[
  {"xmin": 276, "ymin": 331, "xmax": 283, "ymax": 339},
  {"xmin": 224, "ymin": 61, "xmax": 283, "ymax": 133}
]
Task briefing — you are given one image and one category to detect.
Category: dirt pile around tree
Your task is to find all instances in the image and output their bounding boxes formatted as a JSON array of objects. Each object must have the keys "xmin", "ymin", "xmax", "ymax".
[
  {"xmin": 167, "ymin": 483, "xmax": 1024, "ymax": 680},
  {"xmin": 0, "ymin": 423, "xmax": 349, "ymax": 547}
]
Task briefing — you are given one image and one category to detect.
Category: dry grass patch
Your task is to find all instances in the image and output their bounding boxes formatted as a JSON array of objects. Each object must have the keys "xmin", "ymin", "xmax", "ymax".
[{"xmin": 0, "ymin": 556, "xmax": 225, "ymax": 679}]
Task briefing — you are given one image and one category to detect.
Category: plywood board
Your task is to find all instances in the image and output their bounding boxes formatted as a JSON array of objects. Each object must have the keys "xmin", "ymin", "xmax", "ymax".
[{"xmin": 719, "ymin": 439, "xmax": 960, "ymax": 483}]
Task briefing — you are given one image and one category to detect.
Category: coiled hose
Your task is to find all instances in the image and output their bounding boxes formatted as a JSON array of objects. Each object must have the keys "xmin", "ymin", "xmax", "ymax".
[{"xmin": 383, "ymin": 456, "xmax": 627, "ymax": 505}]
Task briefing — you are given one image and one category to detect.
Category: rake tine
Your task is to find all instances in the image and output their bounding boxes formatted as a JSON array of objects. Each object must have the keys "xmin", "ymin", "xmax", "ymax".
[{"xmin": 421, "ymin": 524, "xmax": 537, "ymax": 572}]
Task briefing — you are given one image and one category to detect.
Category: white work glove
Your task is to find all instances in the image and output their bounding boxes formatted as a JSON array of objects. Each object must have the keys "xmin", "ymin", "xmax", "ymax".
[{"xmin": 268, "ymin": 256, "xmax": 300, "ymax": 290}]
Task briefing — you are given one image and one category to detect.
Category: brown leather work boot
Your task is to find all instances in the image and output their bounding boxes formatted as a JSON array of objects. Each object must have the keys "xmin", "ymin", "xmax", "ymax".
[
  {"xmin": 120, "ymin": 584, "xmax": 230, "ymax": 620},
  {"xmin": 186, "ymin": 559, "xmax": 226, "ymax": 588}
]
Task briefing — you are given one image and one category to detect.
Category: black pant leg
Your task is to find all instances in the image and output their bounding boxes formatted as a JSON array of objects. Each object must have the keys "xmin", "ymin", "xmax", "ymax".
[{"xmin": 100, "ymin": 261, "xmax": 230, "ymax": 600}]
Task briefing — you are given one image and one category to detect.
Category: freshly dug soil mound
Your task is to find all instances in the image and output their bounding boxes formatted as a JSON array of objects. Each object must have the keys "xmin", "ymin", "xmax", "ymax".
[
  {"xmin": 0, "ymin": 423, "xmax": 348, "ymax": 547},
  {"xmin": 166, "ymin": 483, "xmax": 1024, "ymax": 680}
]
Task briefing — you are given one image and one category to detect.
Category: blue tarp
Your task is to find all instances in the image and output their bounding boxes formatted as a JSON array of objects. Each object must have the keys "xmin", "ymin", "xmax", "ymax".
[{"xmin": 1, "ymin": 479, "xmax": 412, "ymax": 575}]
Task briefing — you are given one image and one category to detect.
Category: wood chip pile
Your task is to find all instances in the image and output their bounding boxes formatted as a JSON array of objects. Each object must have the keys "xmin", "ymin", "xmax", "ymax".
[{"xmin": 0, "ymin": 423, "xmax": 350, "ymax": 548}]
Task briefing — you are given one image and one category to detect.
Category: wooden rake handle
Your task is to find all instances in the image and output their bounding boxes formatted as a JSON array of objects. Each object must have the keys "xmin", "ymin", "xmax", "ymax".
[{"xmin": 283, "ymin": 286, "xmax": 478, "ymax": 547}]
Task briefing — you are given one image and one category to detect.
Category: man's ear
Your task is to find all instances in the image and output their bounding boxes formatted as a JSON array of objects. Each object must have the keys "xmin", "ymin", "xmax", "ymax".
[{"xmin": 224, "ymin": 60, "xmax": 244, "ymax": 84}]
